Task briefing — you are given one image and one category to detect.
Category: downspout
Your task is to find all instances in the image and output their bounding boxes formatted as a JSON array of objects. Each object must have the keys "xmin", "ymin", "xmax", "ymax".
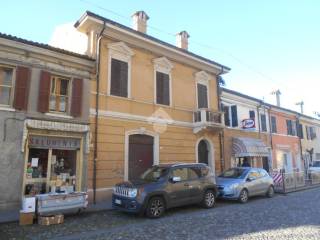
[
  {"xmin": 296, "ymin": 114, "xmax": 304, "ymax": 171},
  {"xmin": 216, "ymin": 67, "xmax": 225, "ymax": 172},
  {"xmin": 93, "ymin": 22, "xmax": 106, "ymax": 204},
  {"xmin": 256, "ymin": 104, "xmax": 261, "ymax": 137},
  {"xmin": 267, "ymin": 107, "xmax": 273, "ymax": 171}
]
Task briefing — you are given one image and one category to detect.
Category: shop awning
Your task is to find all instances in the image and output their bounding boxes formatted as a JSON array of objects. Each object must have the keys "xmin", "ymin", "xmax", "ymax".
[{"xmin": 232, "ymin": 137, "xmax": 269, "ymax": 158}]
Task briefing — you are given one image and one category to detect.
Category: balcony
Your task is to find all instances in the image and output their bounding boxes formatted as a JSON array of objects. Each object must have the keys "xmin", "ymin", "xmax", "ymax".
[{"xmin": 193, "ymin": 109, "xmax": 224, "ymax": 134}]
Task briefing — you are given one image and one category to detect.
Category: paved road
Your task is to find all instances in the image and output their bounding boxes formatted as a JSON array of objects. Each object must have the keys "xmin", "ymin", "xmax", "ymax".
[{"xmin": 1, "ymin": 188, "xmax": 320, "ymax": 240}]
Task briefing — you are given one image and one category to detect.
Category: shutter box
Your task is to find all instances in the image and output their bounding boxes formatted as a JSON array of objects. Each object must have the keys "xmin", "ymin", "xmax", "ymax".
[{"xmin": 13, "ymin": 66, "xmax": 31, "ymax": 111}]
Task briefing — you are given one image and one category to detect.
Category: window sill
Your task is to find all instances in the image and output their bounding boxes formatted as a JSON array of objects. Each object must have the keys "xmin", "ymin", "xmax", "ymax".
[
  {"xmin": 0, "ymin": 106, "xmax": 16, "ymax": 112},
  {"xmin": 108, "ymin": 94, "xmax": 131, "ymax": 100},
  {"xmin": 154, "ymin": 103, "xmax": 171, "ymax": 108},
  {"xmin": 45, "ymin": 112, "xmax": 73, "ymax": 119}
]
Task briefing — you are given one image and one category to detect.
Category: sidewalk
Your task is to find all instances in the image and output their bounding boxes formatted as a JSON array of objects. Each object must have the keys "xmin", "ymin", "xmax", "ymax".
[{"xmin": 0, "ymin": 200, "xmax": 113, "ymax": 224}]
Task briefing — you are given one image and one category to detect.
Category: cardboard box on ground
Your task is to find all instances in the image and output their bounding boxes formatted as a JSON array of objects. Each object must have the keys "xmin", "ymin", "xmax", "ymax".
[{"xmin": 38, "ymin": 214, "xmax": 64, "ymax": 225}]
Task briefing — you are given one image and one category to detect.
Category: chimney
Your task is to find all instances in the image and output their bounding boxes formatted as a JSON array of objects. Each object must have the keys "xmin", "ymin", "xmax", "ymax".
[
  {"xmin": 132, "ymin": 11, "xmax": 149, "ymax": 34},
  {"xmin": 271, "ymin": 89, "xmax": 281, "ymax": 107},
  {"xmin": 176, "ymin": 31, "xmax": 190, "ymax": 50}
]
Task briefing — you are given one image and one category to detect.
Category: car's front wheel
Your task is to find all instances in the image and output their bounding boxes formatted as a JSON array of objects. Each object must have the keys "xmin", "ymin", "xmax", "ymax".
[
  {"xmin": 146, "ymin": 197, "xmax": 165, "ymax": 218},
  {"xmin": 238, "ymin": 189, "xmax": 249, "ymax": 203},
  {"xmin": 202, "ymin": 190, "xmax": 216, "ymax": 208}
]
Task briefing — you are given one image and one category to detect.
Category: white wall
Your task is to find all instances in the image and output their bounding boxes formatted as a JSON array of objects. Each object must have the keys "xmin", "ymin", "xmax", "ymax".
[{"xmin": 222, "ymin": 96, "xmax": 269, "ymax": 132}]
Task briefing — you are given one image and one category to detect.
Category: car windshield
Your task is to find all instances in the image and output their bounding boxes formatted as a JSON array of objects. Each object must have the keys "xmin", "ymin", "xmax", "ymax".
[
  {"xmin": 140, "ymin": 166, "xmax": 169, "ymax": 182},
  {"xmin": 219, "ymin": 168, "xmax": 248, "ymax": 179},
  {"xmin": 312, "ymin": 161, "xmax": 320, "ymax": 167}
]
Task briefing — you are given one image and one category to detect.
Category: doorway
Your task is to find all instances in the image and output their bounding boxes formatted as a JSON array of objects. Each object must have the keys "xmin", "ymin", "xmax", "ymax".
[
  {"xmin": 198, "ymin": 139, "xmax": 209, "ymax": 165},
  {"xmin": 128, "ymin": 134, "xmax": 154, "ymax": 181}
]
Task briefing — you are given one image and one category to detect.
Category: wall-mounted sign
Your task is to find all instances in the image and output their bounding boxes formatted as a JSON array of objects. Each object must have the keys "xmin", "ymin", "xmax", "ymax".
[
  {"xmin": 28, "ymin": 135, "xmax": 81, "ymax": 150},
  {"xmin": 242, "ymin": 119, "xmax": 255, "ymax": 129}
]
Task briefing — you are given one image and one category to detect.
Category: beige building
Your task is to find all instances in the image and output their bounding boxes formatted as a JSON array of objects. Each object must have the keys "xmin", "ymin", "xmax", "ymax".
[
  {"xmin": 75, "ymin": 11, "xmax": 230, "ymax": 202},
  {"xmin": 299, "ymin": 115, "xmax": 320, "ymax": 168}
]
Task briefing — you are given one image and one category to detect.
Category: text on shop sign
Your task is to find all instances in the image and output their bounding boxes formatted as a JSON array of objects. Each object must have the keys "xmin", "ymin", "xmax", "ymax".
[{"xmin": 28, "ymin": 135, "xmax": 81, "ymax": 150}]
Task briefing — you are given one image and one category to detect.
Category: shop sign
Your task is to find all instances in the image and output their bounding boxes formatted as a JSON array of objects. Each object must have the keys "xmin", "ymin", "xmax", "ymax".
[
  {"xmin": 28, "ymin": 135, "xmax": 81, "ymax": 150},
  {"xmin": 241, "ymin": 119, "xmax": 255, "ymax": 129}
]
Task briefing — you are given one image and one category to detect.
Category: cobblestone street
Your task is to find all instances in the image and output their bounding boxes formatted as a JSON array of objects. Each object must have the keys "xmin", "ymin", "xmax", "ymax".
[{"xmin": 1, "ymin": 188, "xmax": 320, "ymax": 240}]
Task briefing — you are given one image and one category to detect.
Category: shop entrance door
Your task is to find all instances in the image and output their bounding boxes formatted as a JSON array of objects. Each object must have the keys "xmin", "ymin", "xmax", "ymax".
[
  {"xmin": 128, "ymin": 134, "xmax": 154, "ymax": 181},
  {"xmin": 198, "ymin": 140, "xmax": 209, "ymax": 165}
]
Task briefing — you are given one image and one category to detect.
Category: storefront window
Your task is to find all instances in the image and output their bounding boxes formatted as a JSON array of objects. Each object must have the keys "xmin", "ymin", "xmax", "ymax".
[
  {"xmin": 27, "ymin": 149, "xmax": 48, "ymax": 178},
  {"xmin": 50, "ymin": 150, "xmax": 77, "ymax": 193},
  {"xmin": 24, "ymin": 135, "xmax": 81, "ymax": 197},
  {"xmin": 24, "ymin": 149, "xmax": 48, "ymax": 196}
]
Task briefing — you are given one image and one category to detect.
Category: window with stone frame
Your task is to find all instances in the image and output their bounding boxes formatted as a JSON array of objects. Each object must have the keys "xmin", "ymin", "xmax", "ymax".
[
  {"xmin": 0, "ymin": 66, "xmax": 14, "ymax": 106},
  {"xmin": 156, "ymin": 71, "xmax": 170, "ymax": 105},
  {"xmin": 260, "ymin": 114, "xmax": 267, "ymax": 132},
  {"xmin": 110, "ymin": 58, "xmax": 128, "ymax": 98}
]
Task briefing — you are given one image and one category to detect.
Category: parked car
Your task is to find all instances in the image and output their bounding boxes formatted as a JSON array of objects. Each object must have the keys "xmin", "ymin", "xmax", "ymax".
[
  {"xmin": 216, "ymin": 167, "xmax": 274, "ymax": 203},
  {"xmin": 112, "ymin": 163, "xmax": 218, "ymax": 218},
  {"xmin": 309, "ymin": 160, "xmax": 320, "ymax": 173}
]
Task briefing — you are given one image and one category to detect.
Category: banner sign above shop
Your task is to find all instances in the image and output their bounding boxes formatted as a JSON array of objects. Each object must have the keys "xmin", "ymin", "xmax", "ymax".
[
  {"xmin": 28, "ymin": 135, "xmax": 81, "ymax": 150},
  {"xmin": 241, "ymin": 119, "xmax": 255, "ymax": 129}
]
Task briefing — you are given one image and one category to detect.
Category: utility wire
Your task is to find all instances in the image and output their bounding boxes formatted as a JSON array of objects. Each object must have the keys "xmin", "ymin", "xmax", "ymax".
[
  {"xmin": 79, "ymin": 0, "xmax": 278, "ymax": 82},
  {"xmin": 78, "ymin": 0, "xmax": 314, "ymax": 114}
]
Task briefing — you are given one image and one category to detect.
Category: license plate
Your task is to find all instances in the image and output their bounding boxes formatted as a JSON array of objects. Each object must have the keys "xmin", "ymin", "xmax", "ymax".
[{"xmin": 115, "ymin": 199, "xmax": 121, "ymax": 205}]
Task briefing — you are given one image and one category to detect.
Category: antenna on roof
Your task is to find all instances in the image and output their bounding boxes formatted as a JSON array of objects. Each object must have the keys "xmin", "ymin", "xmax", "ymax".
[
  {"xmin": 313, "ymin": 111, "xmax": 320, "ymax": 118},
  {"xmin": 295, "ymin": 101, "xmax": 304, "ymax": 114},
  {"xmin": 271, "ymin": 89, "xmax": 281, "ymax": 107}
]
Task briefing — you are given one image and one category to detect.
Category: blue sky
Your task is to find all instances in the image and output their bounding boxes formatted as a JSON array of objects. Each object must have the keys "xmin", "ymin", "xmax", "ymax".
[{"xmin": 2, "ymin": 1, "xmax": 320, "ymax": 116}]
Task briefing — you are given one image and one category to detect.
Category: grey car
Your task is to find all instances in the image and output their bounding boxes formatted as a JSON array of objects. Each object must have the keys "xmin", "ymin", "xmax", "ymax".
[
  {"xmin": 112, "ymin": 163, "xmax": 218, "ymax": 218},
  {"xmin": 216, "ymin": 167, "xmax": 274, "ymax": 203}
]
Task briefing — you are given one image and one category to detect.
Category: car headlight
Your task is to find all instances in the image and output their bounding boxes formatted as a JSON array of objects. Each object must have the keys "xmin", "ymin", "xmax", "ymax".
[
  {"xmin": 231, "ymin": 183, "xmax": 239, "ymax": 189},
  {"xmin": 128, "ymin": 188, "xmax": 138, "ymax": 198},
  {"xmin": 225, "ymin": 183, "xmax": 239, "ymax": 191}
]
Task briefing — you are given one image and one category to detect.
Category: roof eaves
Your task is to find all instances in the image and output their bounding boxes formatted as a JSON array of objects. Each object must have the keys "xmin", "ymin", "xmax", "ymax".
[
  {"xmin": 0, "ymin": 32, "xmax": 94, "ymax": 61},
  {"xmin": 75, "ymin": 11, "xmax": 231, "ymax": 72}
]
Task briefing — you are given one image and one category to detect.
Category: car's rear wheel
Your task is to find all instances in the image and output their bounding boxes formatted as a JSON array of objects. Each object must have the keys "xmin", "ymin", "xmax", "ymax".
[
  {"xmin": 266, "ymin": 185, "xmax": 274, "ymax": 198},
  {"xmin": 202, "ymin": 190, "xmax": 216, "ymax": 208},
  {"xmin": 146, "ymin": 197, "xmax": 165, "ymax": 218},
  {"xmin": 239, "ymin": 189, "xmax": 249, "ymax": 203}
]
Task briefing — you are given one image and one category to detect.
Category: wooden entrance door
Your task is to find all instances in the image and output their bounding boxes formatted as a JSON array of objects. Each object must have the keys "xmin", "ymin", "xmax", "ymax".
[
  {"xmin": 198, "ymin": 140, "xmax": 209, "ymax": 165},
  {"xmin": 128, "ymin": 134, "xmax": 154, "ymax": 181}
]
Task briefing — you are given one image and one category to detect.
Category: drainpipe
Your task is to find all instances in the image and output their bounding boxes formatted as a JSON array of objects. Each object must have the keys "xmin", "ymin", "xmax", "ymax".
[
  {"xmin": 93, "ymin": 22, "xmax": 106, "ymax": 204},
  {"xmin": 296, "ymin": 114, "xmax": 304, "ymax": 172},
  {"xmin": 267, "ymin": 107, "xmax": 273, "ymax": 171},
  {"xmin": 256, "ymin": 104, "xmax": 261, "ymax": 138},
  {"xmin": 216, "ymin": 67, "xmax": 225, "ymax": 173}
]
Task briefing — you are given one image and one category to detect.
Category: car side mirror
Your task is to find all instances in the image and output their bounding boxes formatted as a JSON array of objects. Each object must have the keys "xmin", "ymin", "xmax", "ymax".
[
  {"xmin": 171, "ymin": 176, "xmax": 181, "ymax": 183},
  {"xmin": 246, "ymin": 177, "xmax": 254, "ymax": 182}
]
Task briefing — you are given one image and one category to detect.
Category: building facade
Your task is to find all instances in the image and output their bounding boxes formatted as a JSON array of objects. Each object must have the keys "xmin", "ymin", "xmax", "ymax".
[
  {"xmin": 0, "ymin": 33, "xmax": 94, "ymax": 210},
  {"xmin": 268, "ymin": 107, "xmax": 302, "ymax": 172},
  {"xmin": 299, "ymin": 115, "xmax": 320, "ymax": 168},
  {"xmin": 221, "ymin": 88, "xmax": 271, "ymax": 172},
  {"xmin": 75, "ymin": 11, "xmax": 230, "ymax": 202}
]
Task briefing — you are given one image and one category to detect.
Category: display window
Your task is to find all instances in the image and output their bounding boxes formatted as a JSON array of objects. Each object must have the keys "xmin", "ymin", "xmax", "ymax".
[{"xmin": 23, "ymin": 135, "xmax": 82, "ymax": 197}]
